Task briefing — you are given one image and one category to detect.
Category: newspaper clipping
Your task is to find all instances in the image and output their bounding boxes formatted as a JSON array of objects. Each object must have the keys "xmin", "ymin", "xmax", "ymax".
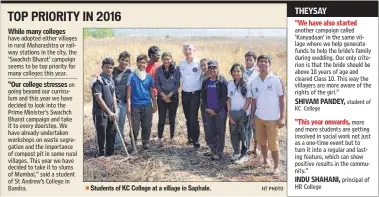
[{"xmin": 0, "ymin": 1, "xmax": 378, "ymax": 197}]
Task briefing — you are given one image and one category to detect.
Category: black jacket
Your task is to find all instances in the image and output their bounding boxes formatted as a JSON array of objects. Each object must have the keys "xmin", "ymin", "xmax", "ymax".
[{"xmin": 201, "ymin": 75, "xmax": 228, "ymax": 114}]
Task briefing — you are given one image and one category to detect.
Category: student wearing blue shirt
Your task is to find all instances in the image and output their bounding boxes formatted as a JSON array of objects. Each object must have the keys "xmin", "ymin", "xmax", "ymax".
[{"xmin": 127, "ymin": 54, "xmax": 158, "ymax": 152}]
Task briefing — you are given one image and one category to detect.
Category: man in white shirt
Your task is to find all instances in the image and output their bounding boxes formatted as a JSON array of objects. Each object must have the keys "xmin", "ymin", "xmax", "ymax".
[
  {"xmin": 179, "ymin": 43, "xmax": 202, "ymax": 149},
  {"xmin": 250, "ymin": 55, "xmax": 285, "ymax": 177}
]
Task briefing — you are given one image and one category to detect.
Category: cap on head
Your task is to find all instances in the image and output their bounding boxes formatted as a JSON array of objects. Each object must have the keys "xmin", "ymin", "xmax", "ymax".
[{"xmin": 207, "ymin": 60, "xmax": 218, "ymax": 68}]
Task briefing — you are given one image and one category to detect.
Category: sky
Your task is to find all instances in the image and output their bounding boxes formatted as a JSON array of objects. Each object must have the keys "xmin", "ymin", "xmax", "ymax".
[{"xmin": 113, "ymin": 28, "xmax": 286, "ymax": 37}]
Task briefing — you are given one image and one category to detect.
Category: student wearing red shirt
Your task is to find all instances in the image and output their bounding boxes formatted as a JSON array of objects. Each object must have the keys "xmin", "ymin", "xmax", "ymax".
[
  {"xmin": 146, "ymin": 46, "xmax": 170, "ymax": 126},
  {"xmin": 146, "ymin": 46, "xmax": 161, "ymax": 98}
]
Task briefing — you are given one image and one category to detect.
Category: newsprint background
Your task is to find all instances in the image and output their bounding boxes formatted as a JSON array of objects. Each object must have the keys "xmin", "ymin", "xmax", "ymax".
[{"xmin": 1, "ymin": 2, "xmax": 287, "ymax": 196}]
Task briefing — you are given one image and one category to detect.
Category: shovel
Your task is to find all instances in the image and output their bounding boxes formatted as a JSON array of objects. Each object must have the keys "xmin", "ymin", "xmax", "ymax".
[
  {"xmin": 114, "ymin": 122, "xmax": 131, "ymax": 159},
  {"xmin": 127, "ymin": 114, "xmax": 138, "ymax": 155}
]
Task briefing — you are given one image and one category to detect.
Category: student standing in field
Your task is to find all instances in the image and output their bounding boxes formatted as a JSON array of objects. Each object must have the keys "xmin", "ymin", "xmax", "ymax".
[
  {"xmin": 179, "ymin": 43, "xmax": 202, "ymax": 149},
  {"xmin": 243, "ymin": 51, "xmax": 259, "ymax": 155},
  {"xmin": 199, "ymin": 58, "xmax": 210, "ymax": 147},
  {"xmin": 127, "ymin": 54, "xmax": 158, "ymax": 151},
  {"xmin": 146, "ymin": 46, "xmax": 161, "ymax": 98},
  {"xmin": 200, "ymin": 58, "xmax": 209, "ymax": 82},
  {"xmin": 92, "ymin": 57, "xmax": 118, "ymax": 157},
  {"xmin": 113, "ymin": 51, "xmax": 133, "ymax": 149},
  {"xmin": 250, "ymin": 55, "xmax": 285, "ymax": 176},
  {"xmin": 244, "ymin": 51, "xmax": 259, "ymax": 80},
  {"xmin": 227, "ymin": 63, "xmax": 252, "ymax": 164},
  {"xmin": 146, "ymin": 45, "xmax": 170, "ymax": 126},
  {"xmin": 90, "ymin": 51, "xmax": 132, "ymax": 149},
  {"xmin": 155, "ymin": 52, "xmax": 180, "ymax": 145},
  {"xmin": 201, "ymin": 60, "xmax": 228, "ymax": 160}
]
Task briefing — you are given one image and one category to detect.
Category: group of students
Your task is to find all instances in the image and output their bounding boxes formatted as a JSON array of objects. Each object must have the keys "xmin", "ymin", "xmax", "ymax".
[{"xmin": 91, "ymin": 43, "xmax": 285, "ymax": 176}]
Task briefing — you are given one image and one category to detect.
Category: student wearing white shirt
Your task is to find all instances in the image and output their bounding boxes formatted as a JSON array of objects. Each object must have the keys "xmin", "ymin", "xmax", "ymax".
[
  {"xmin": 179, "ymin": 43, "xmax": 202, "ymax": 149},
  {"xmin": 243, "ymin": 51, "xmax": 259, "ymax": 83},
  {"xmin": 243, "ymin": 51, "xmax": 259, "ymax": 155},
  {"xmin": 227, "ymin": 63, "xmax": 252, "ymax": 164},
  {"xmin": 250, "ymin": 55, "xmax": 285, "ymax": 177}
]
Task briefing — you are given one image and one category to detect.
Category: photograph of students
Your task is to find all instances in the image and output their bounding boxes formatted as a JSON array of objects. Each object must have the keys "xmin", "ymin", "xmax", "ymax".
[
  {"xmin": 82, "ymin": 28, "xmax": 288, "ymax": 184},
  {"xmin": 201, "ymin": 60, "xmax": 228, "ymax": 160},
  {"xmin": 250, "ymin": 55, "xmax": 285, "ymax": 177},
  {"xmin": 127, "ymin": 54, "xmax": 158, "ymax": 152},
  {"xmin": 227, "ymin": 63, "xmax": 252, "ymax": 164},
  {"xmin": 91, "ymin": 57, "xmax": 118, "ymax": 157},
  {"xmin": 155, "ymin": 52, "xmax": 180, "ymax": 145}
]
